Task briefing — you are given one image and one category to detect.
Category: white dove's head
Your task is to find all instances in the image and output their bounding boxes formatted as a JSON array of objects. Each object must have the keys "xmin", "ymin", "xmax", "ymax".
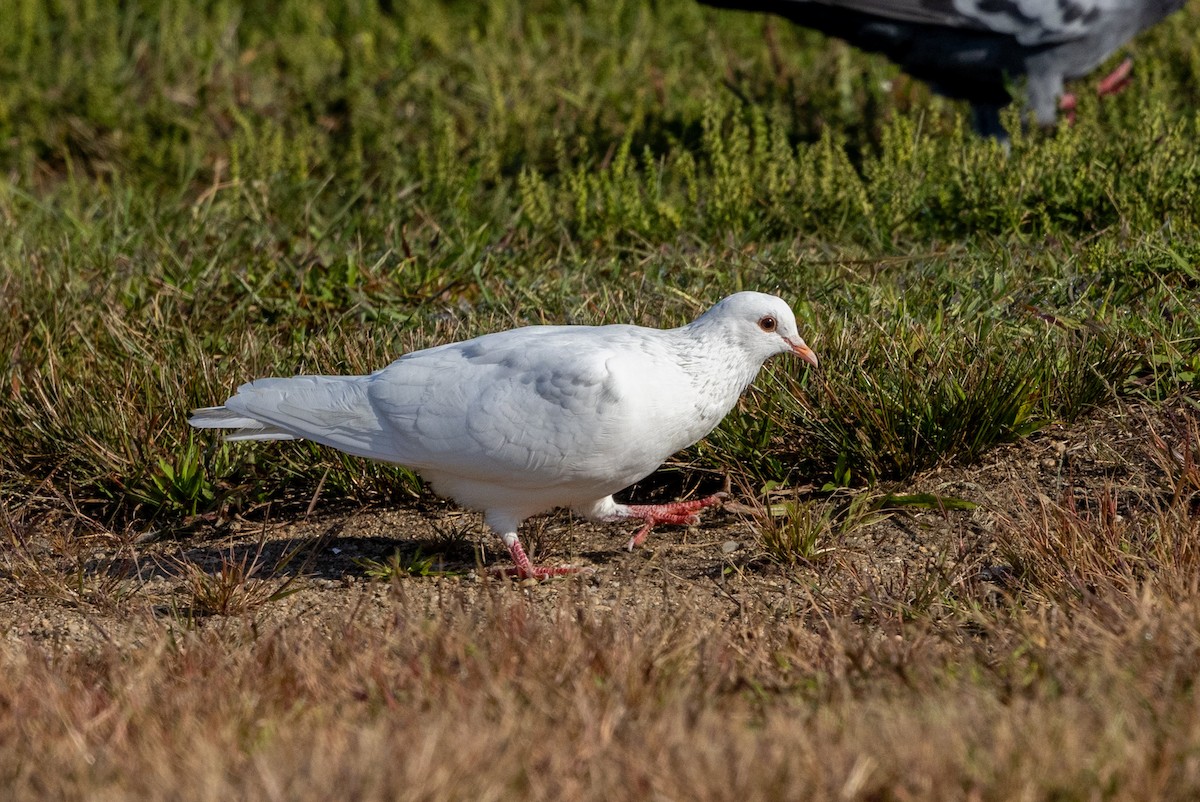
[{"xmin": 696, "ymin": 291, "xmax": 818, "ymax": 368}]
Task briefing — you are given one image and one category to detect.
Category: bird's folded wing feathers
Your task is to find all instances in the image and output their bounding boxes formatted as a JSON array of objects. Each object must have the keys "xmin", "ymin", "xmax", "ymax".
[
  {"xmin": 366, "ymin": 329, "xmax": 645, "ymax": 483},
  {"xmin": 800, "ymin": 0, "xmax": 1114, "ymax": 45}
]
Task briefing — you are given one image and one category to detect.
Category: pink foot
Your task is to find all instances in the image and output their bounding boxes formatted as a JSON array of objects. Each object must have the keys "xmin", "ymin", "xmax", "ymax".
[
  {"xmin": 1096, "ymin": 57, "xmax": 1134, "ymax": 97},
  {"xmin": 500, "ymin": 540, "xmax": 585, "ymax": 580},
  {"xmin": 624, "ymin": 493, "xmax": 727, "ymax": 551},
  {"xmin": 1059, "ymin": 57, "xmax": 1134, "ymax": 123}
]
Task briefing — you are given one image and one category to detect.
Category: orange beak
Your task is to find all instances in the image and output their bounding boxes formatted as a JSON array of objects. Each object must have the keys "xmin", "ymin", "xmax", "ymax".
[{"xmin": 788, "ymin": 338, "xmax": 818, "ymax": 368}]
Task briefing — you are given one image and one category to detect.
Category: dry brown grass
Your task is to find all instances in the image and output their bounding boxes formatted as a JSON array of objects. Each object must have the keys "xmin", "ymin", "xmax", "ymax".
[
  {"xmin": 2, "ymin": 575, "xmax": 1200, "ymax": 800},
  {"xmin": 3, "ymin": 404, "xmax": 1200, "ymax": 800}
]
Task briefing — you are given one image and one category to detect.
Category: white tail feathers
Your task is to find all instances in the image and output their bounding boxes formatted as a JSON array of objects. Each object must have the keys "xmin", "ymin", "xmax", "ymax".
[
  {"xmin": 189, "ymin": 376, "xmax": 390, "ymax": 458},
  {"xmin": 188, "ymin": 406, "xmax": 297, "ymax": 442}
]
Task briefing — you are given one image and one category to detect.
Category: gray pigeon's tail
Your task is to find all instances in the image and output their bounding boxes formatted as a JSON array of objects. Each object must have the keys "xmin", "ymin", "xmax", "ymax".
[{"xmin": 188, "ymin": 406, "xmax": 297, "ymax": 441}]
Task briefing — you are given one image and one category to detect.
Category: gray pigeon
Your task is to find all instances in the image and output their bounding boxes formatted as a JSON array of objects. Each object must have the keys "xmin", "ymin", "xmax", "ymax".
[
  {"xmin": 700, "ymin": 0, "xmax": 1186, "ymax": 136},
  {"xmin": 190, "ymin": 292, "xmax": 818, "ymax": 579}
]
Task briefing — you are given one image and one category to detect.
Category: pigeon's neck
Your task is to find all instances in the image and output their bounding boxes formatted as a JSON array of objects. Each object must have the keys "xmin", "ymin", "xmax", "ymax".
[{"xmin": 672, "ymin": 318, "xmax": 766, "ymax": 415}]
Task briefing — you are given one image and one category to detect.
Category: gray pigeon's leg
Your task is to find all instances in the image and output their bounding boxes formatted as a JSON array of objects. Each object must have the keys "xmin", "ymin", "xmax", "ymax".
[
  {"xmin": 1095, "ymin": 56, "xmax": 1134, "ymax": 96},
  {"xmin": 1025, "ymin": 69, "xmax": 1065, "ymax": 127},
  {"xmin": 970, "ymin": 103, "xmax": 1009, "ymax": 141},
  {"xmin": 1059, "ymin": 57, "xmax": 1133, "ymax": 122}
]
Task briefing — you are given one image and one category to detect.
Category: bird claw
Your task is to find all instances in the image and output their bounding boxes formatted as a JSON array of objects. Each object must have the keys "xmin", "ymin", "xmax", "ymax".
[
  {"xmin": 626, "ymin": 522, "xmax": 654, "ymax": 552},
  {"xmin": 624, "ymin": 493, "xmax": 728, "ymax": 551},
  {"xmin": 492, "ymin": 564, "xmax": 591, "ymax": 581},
  {"xmin": 1059, "ymin": 56, "xmax": 1134, "ymax": 122},
  {"xmin": 499, "ymin": 542, "xmax": 592, "ymax": 578},
  {"xmin": 1095, "ymin": 56, "xmax": 1134, "ymax": 97},
  {"xmin": 502, "ymin": 539, "xmax": 589, "ymax": 580}
]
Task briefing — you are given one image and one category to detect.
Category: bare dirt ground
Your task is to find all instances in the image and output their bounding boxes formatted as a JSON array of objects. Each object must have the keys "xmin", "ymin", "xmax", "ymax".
[{"xmin": 3, "ymin": 396, "xmax": 1192, "ymax": 653}]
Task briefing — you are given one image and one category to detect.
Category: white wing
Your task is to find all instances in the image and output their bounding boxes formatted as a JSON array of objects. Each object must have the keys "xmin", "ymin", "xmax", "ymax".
[
  {"xmin": 200, "ymin": 324, "xmax": 707, "ymax": 490},
  {"xmin": 366, "ymin": 325, "xmax": 701, "ymax": 489}
]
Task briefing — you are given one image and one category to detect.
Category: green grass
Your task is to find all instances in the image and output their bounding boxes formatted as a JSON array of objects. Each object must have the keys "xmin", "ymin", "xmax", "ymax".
[
  {"xmin": 3, "ymin": 1, "xmax": 1199, "ymax": 520},
  {"xmin": 354, "ymin": 546, "xmax": 459, "ymax": 580}
]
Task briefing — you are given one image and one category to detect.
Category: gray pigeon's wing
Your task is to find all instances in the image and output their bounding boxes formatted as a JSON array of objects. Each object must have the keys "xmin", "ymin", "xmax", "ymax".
[
  {"xmin": 949, "ymin": 0, "xmax": 1123, "ymax": 45},
  {"xmin": 797, "ymin": 0, "xmax": 984, "ymax": 30},
  {"xmin": 777, "ymin": 0, "xmax": 1121, "ymax": 45}
]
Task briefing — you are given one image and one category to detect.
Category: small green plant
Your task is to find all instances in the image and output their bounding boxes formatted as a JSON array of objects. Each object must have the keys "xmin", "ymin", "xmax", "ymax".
[
  {"xmin": 877, "ymin": 493, "xmax": 978, "ymax": 512},
  {"xmin": 1047, "ymin": 328, "xmax": 1141, "ymax": 420},
  {"xmin": 786, "ymin": 315, "xmax": 1145, "ymax": 485},
  {"xmin": 354, "ymin": 547, "xmax": 455, "ymax": 580},
  {"xmin": 136, "ymin": 438, "xmax": 218, "ymax": 517},
  {"xmin": 795, "ymin": 329, "xmax": 1042, "ymax": 483},
  {"xmin": 748, "ymin": 485, "xmax": 977, "ymax": 566},
  {"xmin": 822, "ymin": 451, "xmax": 854, "ymax": 492},
  {"xmin": 750, "ymin": 487, "xmax": 886, "ymax": 565}
]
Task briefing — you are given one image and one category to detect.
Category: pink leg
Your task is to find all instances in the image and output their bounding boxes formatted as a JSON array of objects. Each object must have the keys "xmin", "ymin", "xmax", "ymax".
[
  {"xmin": 1059, "ymin": 57, "xmax": 1135, "ymax": 121},
  {"xmin": 1096, "ymin": 57, "xmax": 1134, "ymax": 96},
  {"xmin": 499, "ymin": 539, "xmax": 585, "ymax": 580},
  {"xmin": 623, "ymin": 493, "xmax": 726, "ymax": 551}
]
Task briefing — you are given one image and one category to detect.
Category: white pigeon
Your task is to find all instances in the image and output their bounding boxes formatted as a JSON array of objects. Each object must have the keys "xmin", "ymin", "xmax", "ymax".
[{"xmin": 189, "ymin": 291, "xmax": 818, "ymax": 579}]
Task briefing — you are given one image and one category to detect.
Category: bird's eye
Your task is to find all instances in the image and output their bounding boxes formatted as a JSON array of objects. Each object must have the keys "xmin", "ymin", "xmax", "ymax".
[{"xmin": 758, "ymin": 315, "xmax": 777, "ymax": 332}]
